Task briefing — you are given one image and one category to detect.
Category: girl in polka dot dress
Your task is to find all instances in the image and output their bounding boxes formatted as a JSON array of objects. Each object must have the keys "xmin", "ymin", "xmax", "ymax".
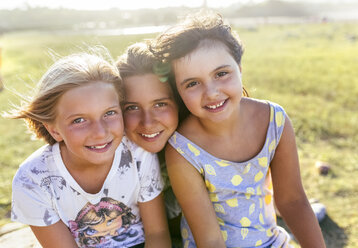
[{"xmin": 151, "ymin": 12, "xmax": 326, "ymax": 248}]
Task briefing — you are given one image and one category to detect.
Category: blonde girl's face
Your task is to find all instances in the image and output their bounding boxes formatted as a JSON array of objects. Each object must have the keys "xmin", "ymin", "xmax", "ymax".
[
  {"xmin": 173, "ymin": 41, "xmax": 243, "ymax": 123},
  {"xmin": 122, "ymin": 74, "xmax": 178, "ymax": 153},
  {"xmin": 45, "ymin": 81, "xmax": 124, "ymax": 169}
]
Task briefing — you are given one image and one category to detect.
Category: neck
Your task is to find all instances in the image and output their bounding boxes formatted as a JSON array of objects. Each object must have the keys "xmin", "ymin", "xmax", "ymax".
[{"xmin": 197, "ymin": 110, "xmax": 242, "ymax": 137}]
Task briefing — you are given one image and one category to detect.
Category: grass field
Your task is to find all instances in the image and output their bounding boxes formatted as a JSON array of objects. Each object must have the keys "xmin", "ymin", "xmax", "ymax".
[{"xmin": 0, "ymin": 22, "xmax": 357, "ymax": 247}]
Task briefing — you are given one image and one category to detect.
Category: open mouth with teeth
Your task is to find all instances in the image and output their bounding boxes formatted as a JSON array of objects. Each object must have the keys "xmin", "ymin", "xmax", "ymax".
[
  {"xmin": 140, "ymin": 131, "xmax": 162, "ymax": 140},
  {"xmin": 205, "ymin": 99, "xmax": 227, "ymax": 110},
  {"xmin": 86, "ymin": 141, "xmax": 112, "ymax": 151}
]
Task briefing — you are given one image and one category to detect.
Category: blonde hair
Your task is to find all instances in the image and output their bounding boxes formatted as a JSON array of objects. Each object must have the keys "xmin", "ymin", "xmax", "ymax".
[{"xmin": 7, "ymin": 52, "xmax": 123, "ymax": 145}]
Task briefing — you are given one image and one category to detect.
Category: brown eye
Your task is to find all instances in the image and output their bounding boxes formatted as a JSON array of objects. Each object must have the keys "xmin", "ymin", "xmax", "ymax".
[
  {"xmin": 216, "ymin": 71, "xmax": 228, "ymax": 78},
  {"xmin": 186, "ymin": 81, "xmax": 198, "ymax": 88},
  {"xmin": 125, "ymin": 105, "xmax": 139, "ymax": 111}
]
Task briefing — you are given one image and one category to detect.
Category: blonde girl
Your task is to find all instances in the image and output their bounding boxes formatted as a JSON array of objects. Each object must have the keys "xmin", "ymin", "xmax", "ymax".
[{"xmin": 8, "ymin": 51, "xmax": 170, "ymax": 248}]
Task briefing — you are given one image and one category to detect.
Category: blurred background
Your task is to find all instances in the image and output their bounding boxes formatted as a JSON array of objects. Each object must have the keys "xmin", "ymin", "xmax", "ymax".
[{"xmin": 0, "ymin": 0, "xmax": 357, "ymax": 247}]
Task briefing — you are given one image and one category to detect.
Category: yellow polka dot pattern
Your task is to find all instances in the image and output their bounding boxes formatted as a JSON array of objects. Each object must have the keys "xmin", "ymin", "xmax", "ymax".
[
  {"xmin": 249, "ymin": 203, "xmax": 255, "ymax": 215},
  {"xmin": 276, "ymin": 111, "xmax": 284, "ymax": 127},
  {"xmin": 258, "ymin": 157, "xmax": 268, "ymax": 167},
  {"xmin": 215, "ymin": 160, "xmax": 230, "ymax": 167},
  {"xmin": 256, "ymin": 240, "xmax": 262, "ymax": 246},
  {"xmin": 217, "ymin": 216, "xmax": 225, "ymax": 226},
  {"xmin": 214, "ymin": 203, "xmax": 226, "ymax": 214},
  {"xmin": 231, "ymin": 175, "xmax": 243, "ymax": 186},
  {"xmin": 205, "ymin": 164, "xmax": 216, "ymax": 176},
  {"xmin": 222, "ymin": 230, "xmax": 228, "ymax": 241},
  {"xmin": 254, "ymin": 171, "xmax": 264, "ymax": 182},
  {"xmin": 226, "ymin": 198, "xmax": 238, "ymax": 207},
  {"xmin": 209, "ymin": 193, "xmax": 219, "ymax": 202},
  {"xmin": 243, "ymin": 163, "xmax": 251, "ymax": 174},
  {"xmin": 181, "ymin": 228, "xmax": 188, "ymax": 239},
  {"xmin": 188, "ymin": 143, "xmax": 200, "ymax": 156},
  {"xmin": 205, "ymin": 180, "xmax": 216, "ymax": 192},
  {"xmin": 168, "ymin": 102, "xmax": 289, "ymax": 247}
]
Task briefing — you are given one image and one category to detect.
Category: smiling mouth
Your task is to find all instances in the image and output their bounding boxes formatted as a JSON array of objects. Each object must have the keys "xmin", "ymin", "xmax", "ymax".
[
  {"xmin": 140, "ymin": 131, "xmax": 162, "ymax": 139},
  {"xmin": 86, "ymin": 141, "xmax": 112, "ymax": 150},
  {"xmin": 206, "ymin": 100, "xmax": 226, "ymax": 110}
]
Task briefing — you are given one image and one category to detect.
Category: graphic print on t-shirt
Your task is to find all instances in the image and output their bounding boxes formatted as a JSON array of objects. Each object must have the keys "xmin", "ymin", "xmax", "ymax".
[{"xmin": 68, "ymin": 197, "xmax": 138, "ymax": 247}]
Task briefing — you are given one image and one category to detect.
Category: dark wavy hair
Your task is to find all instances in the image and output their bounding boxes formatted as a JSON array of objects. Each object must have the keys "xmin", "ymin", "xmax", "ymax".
[{"xmin": 151, "ymin": 11, "xmax": 248, "ymax": 122}]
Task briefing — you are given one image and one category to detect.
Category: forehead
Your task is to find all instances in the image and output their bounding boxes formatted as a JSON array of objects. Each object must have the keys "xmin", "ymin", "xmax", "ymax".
[
  {"xmin": 123, "ymin": 74, "xmax": 173, "ymax": 98},
  {"xmin": 56, "ymin": 81, "xmax": 120, "ymax": 115},
  {"xmin": 172, "ymin": 40, "xmax": 235, "ymax": 73}
]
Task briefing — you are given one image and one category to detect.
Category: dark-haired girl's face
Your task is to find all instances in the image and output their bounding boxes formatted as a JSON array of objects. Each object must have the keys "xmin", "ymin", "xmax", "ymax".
[
  {"xmin": 123, "ymin": 73, "xmax": 178, "ymax": 153},
  {"xmin": 173, "ymin": 42, "xmax": 242, "ymax": 123}
]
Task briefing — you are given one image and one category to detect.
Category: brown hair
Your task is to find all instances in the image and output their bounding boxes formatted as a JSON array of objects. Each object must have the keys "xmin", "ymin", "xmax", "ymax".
[
  {"xmin": 116, "ymin": 42, "xmax": 160, "ymax": 78},
  {"xmin": 151, "ymin": 11, "xmax": 248, "ymax": 121},
  {"xmin": 6, "ymin": 51, "xmax": 123, "ymax": 145},
  {"xmin": 151, "ymin": 11, "xmax": 244, "ymax": 66}
]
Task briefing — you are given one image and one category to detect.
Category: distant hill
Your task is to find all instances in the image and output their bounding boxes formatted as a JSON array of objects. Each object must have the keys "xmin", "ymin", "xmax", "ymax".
[{"xmin": 0, "ymin": 1, "xmax": 357, "ymax": 34}]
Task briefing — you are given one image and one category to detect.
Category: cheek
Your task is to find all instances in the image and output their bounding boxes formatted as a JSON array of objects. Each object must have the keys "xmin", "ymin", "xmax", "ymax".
[
  {"xmin": 65, "ymin": 126, "xmax": 89, "ymax": 139},
  {"xmin": 162, "ymin": 109, "xmax": 178, "ymax": 131},
  {"xmin": 181, "ymin": 92, "xmax": 199, "ymax": 111},
  {"xmin": 107, "ymin": 117, "xmax": 124, "ymax": 136},
  {"xmin": 123, "ymin": 113, "xmax": 140, "ymax": 131}
]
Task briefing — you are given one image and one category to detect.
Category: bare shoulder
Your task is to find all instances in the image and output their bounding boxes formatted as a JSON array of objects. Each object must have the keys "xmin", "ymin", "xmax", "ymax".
[
  {"xmin": 241, "ymin": 97, "xmax": 270, "ymax": 115},
  {"xmin": 241, "ymin": 97, "xmax": 270, "ymax": 127},
  {"xmin": 176, "ymin": 115, "xmax": 203, "ymax": 140}
]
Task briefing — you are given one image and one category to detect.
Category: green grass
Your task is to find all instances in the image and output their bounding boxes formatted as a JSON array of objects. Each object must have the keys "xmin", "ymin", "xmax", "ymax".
[{"xmin": 1, "ymin": 22, "xmax": 358, "ymax": 247}]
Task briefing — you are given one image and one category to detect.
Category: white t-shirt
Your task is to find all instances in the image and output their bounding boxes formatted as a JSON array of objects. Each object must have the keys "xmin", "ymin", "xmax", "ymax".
[{"xmin": 11, "ymin": 136, "xmax": 163, "ymax": 248}]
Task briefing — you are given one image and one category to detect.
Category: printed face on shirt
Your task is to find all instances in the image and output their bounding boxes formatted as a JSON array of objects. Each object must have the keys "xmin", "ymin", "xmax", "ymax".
[
  {"xmin": 68, "ymin": 197, "xmax": 138, "ymax": 246},
  {"xmin": 173, "ymin": 40, "xmax": 243, "ymax": 123},
  {"xmin": 45, "ymin": 81, "xmax": 124, "ymax": 169},
  {"xmin": 83, "ymin": 211, "xmax": 123, "ymax": 238},
  {"xmin": 122, "ymin": 73, "xmax": 178, "ymax": 153}
]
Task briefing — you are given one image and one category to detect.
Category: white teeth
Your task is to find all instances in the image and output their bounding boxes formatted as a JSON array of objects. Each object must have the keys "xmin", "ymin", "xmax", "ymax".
[
  {"xmin": 89, "ymin": 144, "xmax": 107, "ymax": 149},
  {"xmin": 141, "ymin": 132, "xmax": 160, "ymax": 138},
  {"xmin": 207, "ymin": 100, "xmax": 225, "ymax": 109}
]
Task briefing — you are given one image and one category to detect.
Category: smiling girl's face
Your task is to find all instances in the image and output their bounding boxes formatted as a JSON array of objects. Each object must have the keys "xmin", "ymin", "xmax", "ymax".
[
  {"xmin": 122, "ymin": 74, "xmax": 178, "ymax": 153},
  {"xmin": 45, "ymin": 81, "xmax": 124, "ymax": 169},
  {"xmin": 173, "ymin": 40, "xmax": 243, "ymax": 124}
]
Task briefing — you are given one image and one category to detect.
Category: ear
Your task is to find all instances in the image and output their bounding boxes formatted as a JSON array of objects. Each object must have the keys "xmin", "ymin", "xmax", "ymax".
[{"xmin": 43, "ymin": 123, "xmax": 63, "ymax": 142}]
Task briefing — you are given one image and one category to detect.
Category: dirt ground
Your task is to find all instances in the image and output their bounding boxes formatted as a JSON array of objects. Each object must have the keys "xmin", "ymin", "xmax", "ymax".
[{"xmin": 0, "ymin": 223, "xmax": 40, "ymax": 248}]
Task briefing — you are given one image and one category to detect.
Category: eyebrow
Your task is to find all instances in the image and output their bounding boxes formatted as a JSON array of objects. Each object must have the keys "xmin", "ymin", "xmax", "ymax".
[
  {"xmin": 179, "ymin": 64, "xmax": 231, "ymax": 86},
  {"xmin": 123, "ymin": 97, "xmax": 173, "ymax": 105},
  {"xmin": 65, "ymin": 105, "xmax": 120, "ymax": 120}
]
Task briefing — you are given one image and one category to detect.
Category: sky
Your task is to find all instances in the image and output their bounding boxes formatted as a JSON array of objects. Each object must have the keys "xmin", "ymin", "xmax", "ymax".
[{"xmin": 0, "ymin": 0, "xmax": 357, "ymax": 10}]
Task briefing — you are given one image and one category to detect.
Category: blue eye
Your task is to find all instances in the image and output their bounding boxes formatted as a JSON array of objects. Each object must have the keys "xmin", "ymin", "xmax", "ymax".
[
  {"xmin": 85, "ymin": 228, "xmax": 98, "ymax": 236},
  {"xmin": 72, "ymin": 118, "xmax": 85, "ymax": 124},
  {"xmin": 105, "ymin": 110, "xmax": 116, "ymax": 117}
]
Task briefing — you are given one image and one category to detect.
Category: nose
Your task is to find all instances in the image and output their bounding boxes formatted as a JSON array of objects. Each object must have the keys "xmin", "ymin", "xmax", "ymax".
[
  {"xmin": 205, "ymin": 81, "xmax": 219, "ymax": 99},
  {"xmin": 92, "ymin": 119, "xmax": 107, "ymax": 138},
  {"xmin": 141, "ymin": 110, "xmax": 157, "ymax": 128}
]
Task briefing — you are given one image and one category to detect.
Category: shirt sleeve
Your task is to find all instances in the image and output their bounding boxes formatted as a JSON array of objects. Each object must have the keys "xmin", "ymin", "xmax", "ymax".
[
  {"xmin": 11, "ymin": 167, "xmax": 60, "ymax": 226},
  {"xmin": 135, "ymin": 147, "xmax": 164, "ymax": 202}
]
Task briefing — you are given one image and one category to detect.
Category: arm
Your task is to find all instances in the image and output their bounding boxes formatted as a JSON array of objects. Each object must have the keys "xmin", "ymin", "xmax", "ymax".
[
  {"xmin": 139, "ymin": 193, "xmax": 171, "ymax": 248},
  {"xmin": 165, "ymin": 145, "xmax": 226, "ymax": 248},
  {"xmin": 30, "ymin": 221, "xmax": 78, "ymax": 248},
  {"xmin": 270, "ymin": 117, "xmax": 326, "ymax": 248}
]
